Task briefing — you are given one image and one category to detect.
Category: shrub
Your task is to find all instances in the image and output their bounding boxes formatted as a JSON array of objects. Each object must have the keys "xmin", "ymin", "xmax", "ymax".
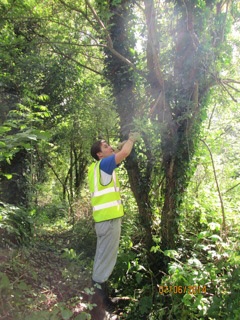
[
  {"xmin": 0, "ymin": 202, "xmax": 33, "ymax": 246},
  {"xmin": 156, "ymin": 233, "xmax": 240, "ymax": 320}
]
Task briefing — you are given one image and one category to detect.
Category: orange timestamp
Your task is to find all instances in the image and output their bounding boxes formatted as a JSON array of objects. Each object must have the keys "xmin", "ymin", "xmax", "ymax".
[{"xmin": 159, "ymin": 285, "xmax": 207, "ymax": 295}]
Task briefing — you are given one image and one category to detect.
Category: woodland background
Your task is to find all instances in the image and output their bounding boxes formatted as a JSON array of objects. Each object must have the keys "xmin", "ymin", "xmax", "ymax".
[{"xmin": 0, "ymin": 0, "xmax": 239, "ymax": 319}]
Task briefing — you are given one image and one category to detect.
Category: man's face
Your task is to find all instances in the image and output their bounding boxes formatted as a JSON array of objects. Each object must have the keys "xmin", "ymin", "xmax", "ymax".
[{"xmin": 97, "ymin": 141, "xmax": 114, "ymax": 159}]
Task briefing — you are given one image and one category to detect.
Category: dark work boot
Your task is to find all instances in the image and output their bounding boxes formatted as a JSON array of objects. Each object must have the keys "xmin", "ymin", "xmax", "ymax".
[{"xmin": 92, "ymin": 280, "xmax": 116, "ymax": 313}]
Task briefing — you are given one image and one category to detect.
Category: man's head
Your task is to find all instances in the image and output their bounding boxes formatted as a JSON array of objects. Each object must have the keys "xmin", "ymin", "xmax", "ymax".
[{"xmin": 90, "ymin": 140, "xmax": 114, "ymax": 161}]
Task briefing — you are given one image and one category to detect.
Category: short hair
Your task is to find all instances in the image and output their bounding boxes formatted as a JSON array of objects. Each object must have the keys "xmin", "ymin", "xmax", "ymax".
[{"xmin": 90, "ymin": 139, "xmax": 105, "ymax": 161}]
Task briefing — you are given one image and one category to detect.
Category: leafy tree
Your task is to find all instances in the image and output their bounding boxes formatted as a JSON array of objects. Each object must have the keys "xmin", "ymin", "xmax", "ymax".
[
  {"xmin": 87, "ymin": 0, "xmax": 239, "ymax": 260},
  {"xmin": 0, "ymin": 0, "xmax": 46, "ymax": 205},
  {"xmin": 0, "ymin": 0, "xmax": 114, "ymax": 207}
]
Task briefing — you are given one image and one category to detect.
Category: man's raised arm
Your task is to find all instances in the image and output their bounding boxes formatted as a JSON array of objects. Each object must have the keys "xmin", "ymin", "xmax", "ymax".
[{"xmin": 115, "ymin": 132, "xmax": 140, "ymax": 164}]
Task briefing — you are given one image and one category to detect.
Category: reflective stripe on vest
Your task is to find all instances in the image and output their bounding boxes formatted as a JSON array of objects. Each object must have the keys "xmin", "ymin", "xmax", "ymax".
[
  {"xmin": 91, "ymin": 187, "xmax": 120, "ymax": 197},
  {"xmin": 93, "ymin": 200, "xmax": 122, "ymax": 212}
]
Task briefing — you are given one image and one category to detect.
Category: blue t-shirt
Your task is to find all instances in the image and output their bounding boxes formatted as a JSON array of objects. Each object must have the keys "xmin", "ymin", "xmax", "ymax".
[{"xmin": 99, "ymin": 155, "xmax": 117, "ymax": 185}]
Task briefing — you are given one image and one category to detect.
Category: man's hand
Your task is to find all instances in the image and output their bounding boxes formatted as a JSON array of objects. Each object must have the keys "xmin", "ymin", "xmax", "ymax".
[
  {"xmin": 128, "ymin": 132, "xmax": 141, "ymax": 143},
  {"xmin": 116, "ymin": 140, "xmax": 127, "ymax": 152}
]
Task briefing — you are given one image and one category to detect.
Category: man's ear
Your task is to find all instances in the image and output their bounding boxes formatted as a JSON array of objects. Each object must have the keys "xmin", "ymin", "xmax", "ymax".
[{"xmin": 97, "ymin": 151, "xmax": 102, "ymax": 160}]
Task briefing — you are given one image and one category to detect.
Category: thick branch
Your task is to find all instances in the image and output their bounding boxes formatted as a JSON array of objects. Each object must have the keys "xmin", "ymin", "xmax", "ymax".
[
  {"xmin": 143, "ymin": 0, "xmax": 174, "ymax": 129},
  {"xmin": 143, "ymin": 0, "xmax": 164, "ymax": 89}
]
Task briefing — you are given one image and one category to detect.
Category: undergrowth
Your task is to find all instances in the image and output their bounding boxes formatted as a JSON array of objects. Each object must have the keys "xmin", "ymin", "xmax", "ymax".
[{"xmin": 0, "ymin": 201, "xmax": 239, "ymax": 319}]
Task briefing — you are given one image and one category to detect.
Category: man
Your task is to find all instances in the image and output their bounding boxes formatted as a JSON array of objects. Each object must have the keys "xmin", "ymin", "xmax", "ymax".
[{"xmin": 88, "ymin": 132, "xmax": 140, "ymax": 312}]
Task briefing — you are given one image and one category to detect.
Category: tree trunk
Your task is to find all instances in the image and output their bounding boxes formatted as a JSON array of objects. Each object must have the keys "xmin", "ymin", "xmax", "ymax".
[
  {"xmin": 143, "ymin": 0, "xmax": 214, "ymax": 252},
  {"xmin": 103, "ymin": 0, "xmax": 154, "ymax": 250}
]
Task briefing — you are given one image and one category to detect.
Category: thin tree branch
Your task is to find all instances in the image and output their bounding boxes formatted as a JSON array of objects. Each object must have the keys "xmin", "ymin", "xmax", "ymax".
[
  {"xmin": 49, "ymin": 44, "xmax": 103, "ymax": 76},
  {"xmin": 222, "ymin": 78, "xmax": 240, "ymax": 84},
  {"xmin": 223, "ymin": 182, "xmax": 240, "ymax": 194},
  {"xmin": 35, "ymin": 40, "xmax": 105, "ymax": 49},
  {"xmin": 221, "ymin": 80, "xmax": 240, "ymax": 93},
  {"xmin": 0, "ymin": 41, "xmax": 104, "ymax": 49},
  {"xmin": 46, "ymin": 160, "xmax": 64, "ymax": 188},
  {"xmin": 208, "ymin": 103, "xmax": 217, "ymax": 130},
  {"xmin": 58, "ymin": 0, "xmax": 96, "ymax": 29},
  {"xmin": 219, "ymin": 79, "xmax": 238, "ymax": 102},
  {"xmin": 210, "ymin": 71, "xmax": 239, "ymax": 102},
  {"xmin": 34, "ymin": 40, "xmax": 105, "ymax": 61},
  {"xmin": 200, "ymin": 139, "xmax": 227, "ymax": 238}
]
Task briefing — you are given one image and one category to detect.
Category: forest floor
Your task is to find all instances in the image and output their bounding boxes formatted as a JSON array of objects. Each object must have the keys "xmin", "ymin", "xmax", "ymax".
[{"xmin": 0, "ymin": 220, "xmax": 114, "ymax": 320}]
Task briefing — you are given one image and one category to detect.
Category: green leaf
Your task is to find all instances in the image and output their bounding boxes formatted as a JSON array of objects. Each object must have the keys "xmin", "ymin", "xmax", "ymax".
[
  {"xmin": 74, "ymin": 313, "xmax": 91, "ymax": 320},
  {"xmin": 164, "ymin": 250, "xmax": 179, "ymax": 259},
  {"xmin": 38, "ymin": 95, "xmax": 49, "ymax": 102},
  {"xmin": 182, "ymin": 293, "xmax": 193, "ymax": 307},
  {"xmin": 61, "ymin": 309, "xmax": 73, "ymax": 320},
  {"xmin": 24, "ymin": 311, "xmax": 50, "ymax": 320},
  {"xmin": 2, "ymin": 174, "xmax": 12, "ymax": 180},
  {"xmin": 209, "ymin": 222, "xmax": 221, "ymax": 231},
  {"xmin": 209, "ymin": 234, "xmax": 222, "ymax": 242},
  {"xmin": 150, "ymin": 245, "xmax": 160, "ymax": 253},
  {"xmin": 139, "ymin": 296, "xmax": 152, "ymax": 314},
  {"xmin": 16, "ymin": 131, "xmax": 37, "ymax": 141},
  {"xmin": 0, "ymin": 126, "xmax": 11, "ymax": 134},
  {"xmin": 0, "ymin": 272, "xmax": 10, "ymax": 289},
  {"xmin": 188, "ymin": 257, "xmax": 202, "ymax": 267},
  {"xmin": 32, "ymin": 130, "xmax": 51, "ymax": 140},
  {"xmin": 17, "ymin": 281, "xmax": 31, "ymax": 290}
]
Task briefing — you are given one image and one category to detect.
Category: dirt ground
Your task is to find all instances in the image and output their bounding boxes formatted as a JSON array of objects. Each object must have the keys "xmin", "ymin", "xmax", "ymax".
[{"xmin": 0, "ymin": 228, "xmax": 124, "ymax": 320}]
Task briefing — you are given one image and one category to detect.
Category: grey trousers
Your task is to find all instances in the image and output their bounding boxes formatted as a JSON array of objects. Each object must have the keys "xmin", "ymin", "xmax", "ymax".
[{"xmin": 92, "ymin": 217, "xmax": 122, "ymax": 283}]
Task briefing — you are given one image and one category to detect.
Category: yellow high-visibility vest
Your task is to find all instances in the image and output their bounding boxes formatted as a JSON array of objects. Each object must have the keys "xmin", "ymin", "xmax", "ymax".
[{"xmin": 88, "ymin": 161, "xmax": 124, "ymax": 222}]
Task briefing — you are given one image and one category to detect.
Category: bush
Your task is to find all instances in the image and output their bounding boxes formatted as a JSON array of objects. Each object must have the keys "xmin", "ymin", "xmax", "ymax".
[
  {"xmin": 0, "ymin": 202, "xmax": 33, "ymax": 246},
  {"xmin": 156, "ymin": 232, "xmax": 240, "ymax": 320},
  {"xmin": 112, "ymin": 218, "xmax": 240, "ymax": 320},
  {"xmin": 34, "ymin": 203, "xmax": 68, "ymax": 223}
]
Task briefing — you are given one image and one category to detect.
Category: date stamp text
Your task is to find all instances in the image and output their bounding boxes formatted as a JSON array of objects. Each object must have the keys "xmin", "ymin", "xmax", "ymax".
[{"xmin": 159, "ymin": 285, "xmax": 207, "ymax": 295}]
